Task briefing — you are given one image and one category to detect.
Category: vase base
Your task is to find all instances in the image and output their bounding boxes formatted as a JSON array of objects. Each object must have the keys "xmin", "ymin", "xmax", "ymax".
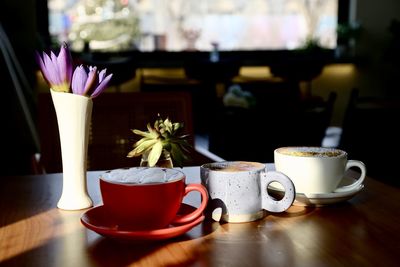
[{"xmin": 57, "ymin": 196, "xmax": 93, "ymax": 211}]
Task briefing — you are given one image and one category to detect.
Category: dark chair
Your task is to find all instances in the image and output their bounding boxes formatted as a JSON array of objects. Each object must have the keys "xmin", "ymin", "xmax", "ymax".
[
  {"xmin": 339, "ymin": 88, "xmax": 400, "ymax": 186},
  {"xmin": 37, "ymin": 91, "xmax": 219, "ymax": 173}
]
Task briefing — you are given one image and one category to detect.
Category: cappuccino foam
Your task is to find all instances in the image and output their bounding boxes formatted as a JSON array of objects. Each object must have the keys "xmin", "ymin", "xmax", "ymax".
[
  {"xmin": 277, "ymin": 147, "xmax": 344, "ymax": 158},
  {"xmin": 101, "ymin": 167, "xmax": 184, "ymax": 184},
  {"xmin": 207, "ymin": 161, "xmax": 264, "ymax": 172}
]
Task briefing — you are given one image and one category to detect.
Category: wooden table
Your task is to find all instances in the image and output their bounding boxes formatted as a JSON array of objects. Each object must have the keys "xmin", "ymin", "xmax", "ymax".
[{"xmin": 1, "ymin": 165, "xmax": 399, "ymax": 267}]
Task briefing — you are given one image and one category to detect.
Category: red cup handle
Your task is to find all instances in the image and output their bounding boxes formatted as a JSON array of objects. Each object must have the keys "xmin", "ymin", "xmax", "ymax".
[{"xmin": 171, "ymin": 183, "xmax": 208, "ymax": 225}]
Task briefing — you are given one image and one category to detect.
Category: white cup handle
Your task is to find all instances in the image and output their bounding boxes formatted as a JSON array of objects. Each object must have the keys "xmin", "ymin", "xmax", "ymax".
[
  {"xmin": 334, "ymin": 160, "xmax": 366, "ymax": 193},
  {"xmin": 260, "ymin": 171, "xmax": 295, "ymax": 212}
]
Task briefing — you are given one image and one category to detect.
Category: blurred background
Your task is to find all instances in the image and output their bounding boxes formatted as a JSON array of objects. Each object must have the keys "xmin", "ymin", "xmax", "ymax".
[{"xmin": 1, "ymin": 0, "xmax": 399, "ymax": 186}]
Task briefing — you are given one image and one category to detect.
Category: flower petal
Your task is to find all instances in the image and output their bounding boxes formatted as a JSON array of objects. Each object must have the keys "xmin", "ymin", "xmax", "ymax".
[
  {"xmin": 35, "ymin": 51, "xmax": 51, "ymax": 84},
  {"xmin": 83, "ymin": 66, "xmax": 98, "ymax": 96},
  {"xmin": 50, "ymin": 51, "xmax": 62, "ymax": 85},
  {"xmin": 42, "ymin": 52, "xmax": 59, "ymax": 85},
  {"xmin": 71, "ymin": 65, "xmax": 88, "ymax": 95},
  {"xmin": 90, "ymin": 73, "xmax": 113, "ymax": 98},
  {"xmin": 57, "ymin": 43, "xmax": 73, "ymax": 86},
  {"xmin": 98, "ymin": 68, "xmax": 107, "ymax": 82}
]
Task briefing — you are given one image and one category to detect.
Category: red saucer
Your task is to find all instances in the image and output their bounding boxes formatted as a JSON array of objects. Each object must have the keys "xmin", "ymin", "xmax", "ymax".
[{"xmin": 81, "ymin": 203, "xmax": 204, "ymax": 241}]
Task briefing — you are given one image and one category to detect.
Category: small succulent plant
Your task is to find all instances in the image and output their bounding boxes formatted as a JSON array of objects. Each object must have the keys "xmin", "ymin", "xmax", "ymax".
[{"xmin": 127, "ymin": 114, "xmax": 191, "ymax": 167}]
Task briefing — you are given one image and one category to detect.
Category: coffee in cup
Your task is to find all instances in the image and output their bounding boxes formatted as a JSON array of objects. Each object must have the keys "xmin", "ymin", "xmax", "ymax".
[
  {"xmin": 100, "ymin": 167, "xmax": 208, "ymax": 230},
  {"xmin": 201, "ymin": 161, "xmax": 295, "ymax": 223},
  {"xmin": 207, "ymin": 161, "xmax": 264, "ymax": 172},
  {"xmin": 274, "ymin": 147, "xmax": 366, "ymax": 194}
]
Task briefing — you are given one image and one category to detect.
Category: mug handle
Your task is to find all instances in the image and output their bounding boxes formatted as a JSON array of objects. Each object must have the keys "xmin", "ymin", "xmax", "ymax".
[
  {"xmin": 261, "ymin": 171, "xmax": 296, "ymax": 212},
  {"xmin": 171, "ymin": 183, "xmax": 208, "ymax": 225},
  {"xmin": 334, "ymin": 160, "xmax": 366, "ymax": 193}
]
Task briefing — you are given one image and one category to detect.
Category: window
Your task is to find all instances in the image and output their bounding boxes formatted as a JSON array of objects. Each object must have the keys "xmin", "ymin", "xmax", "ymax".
[{"xmin": 48, "ymin": 0, "xmax": 340, "ymax": 53}]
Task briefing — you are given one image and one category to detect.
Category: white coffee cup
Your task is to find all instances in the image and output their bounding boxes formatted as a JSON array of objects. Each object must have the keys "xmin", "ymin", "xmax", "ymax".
[
  {"xmin": 274, "ymin": 147, "xmax": 366, "ymax": 194},
  {"xmin": 200, "ymin": 161, "xmax": 295, "ymax": 223}
]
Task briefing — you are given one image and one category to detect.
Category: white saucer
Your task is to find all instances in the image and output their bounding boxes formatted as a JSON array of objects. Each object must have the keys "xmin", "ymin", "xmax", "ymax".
[{"xmin": 267, "ymin": 164, "xmax": 365, "ymax": 206}]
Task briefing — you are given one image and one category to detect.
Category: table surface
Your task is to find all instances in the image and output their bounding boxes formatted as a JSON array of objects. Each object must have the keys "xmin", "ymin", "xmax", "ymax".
[{"xmin": 1, "ymin": 165, "xmax": 399, "ymax": 267}]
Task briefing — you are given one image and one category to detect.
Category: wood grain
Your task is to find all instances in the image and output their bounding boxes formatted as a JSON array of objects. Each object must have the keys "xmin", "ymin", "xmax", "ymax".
[{"xmin": 0, "ymin": 169, "xmax": 399, "ymax": 267}]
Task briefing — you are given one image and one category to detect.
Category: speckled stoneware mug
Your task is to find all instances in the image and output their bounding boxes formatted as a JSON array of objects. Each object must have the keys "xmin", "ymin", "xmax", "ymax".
[{"xmin": 200, "ymin": 161, "xmax": 295, "ymax": 223}]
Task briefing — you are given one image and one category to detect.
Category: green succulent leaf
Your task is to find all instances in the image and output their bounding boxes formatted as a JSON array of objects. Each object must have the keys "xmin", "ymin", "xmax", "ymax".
[
  {"xmin": 127, "ymin": 148, "xmax": 148, "ymax": 158},
  {"xmin": 154, "ymin": 119, "xmax": 160, "ymax": 131},
  {"xmin": 127, "ymin": 139, "xmax": 158, "ymax": 157},
  {"xmin": 147, "ymin": 141, "xmax": 163, "ymax": 167},
  {"xmin": 132, "ymin": 129, "xmax": 159, "ymax": 139},
  {"xmin": 127, "ymin": 114, "xmax": 192, "ymax": 167},
  {"xmin": 131, "ymin": 129, "xmax": 147, "ymax": 137},
  {"xmin": 133, "ymin": 137, "xmax": 152, "ymax": 147},
  {"xmin": 172, "ymin": 122, "xmax": 183, "ymax": 134},
  {"xmin": 164, "ymin": 118, "xmax": 173, "ymax": 132},
  {"xmin": 137, "ymin": 139, "xmax": 159, "ymax": 152},
  {"xmin": 170, "ymin": 143, "xmax": 184, "ymax": 167},
  {"xmin": 162, "ymin": 141, "xmax": 172, "ymax": 151}
]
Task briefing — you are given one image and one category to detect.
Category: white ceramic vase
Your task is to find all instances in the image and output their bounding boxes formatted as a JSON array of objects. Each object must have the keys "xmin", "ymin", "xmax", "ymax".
[{"xmin": 51, "ymin": 89, "xmax": 93, "ymax": 210}]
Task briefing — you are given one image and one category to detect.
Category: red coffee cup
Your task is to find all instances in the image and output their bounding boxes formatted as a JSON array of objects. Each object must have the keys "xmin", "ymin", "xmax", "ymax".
[{"xmin": 99, "ymin": 167, "xmax": 208, "ymax": 230}]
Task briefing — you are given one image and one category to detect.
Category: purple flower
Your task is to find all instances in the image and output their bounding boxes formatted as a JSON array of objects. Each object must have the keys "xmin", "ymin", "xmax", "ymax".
[
  {"xmin": 71, "ymin": 65, "xmax": 113, "ymax": 98},
  {"xmin": 36, "ymin": 43, "xmax": 113, "ymax": 98},
  {"xmin": 35, "ymin": 43, "xmax": 73, "ymax": 93}
]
